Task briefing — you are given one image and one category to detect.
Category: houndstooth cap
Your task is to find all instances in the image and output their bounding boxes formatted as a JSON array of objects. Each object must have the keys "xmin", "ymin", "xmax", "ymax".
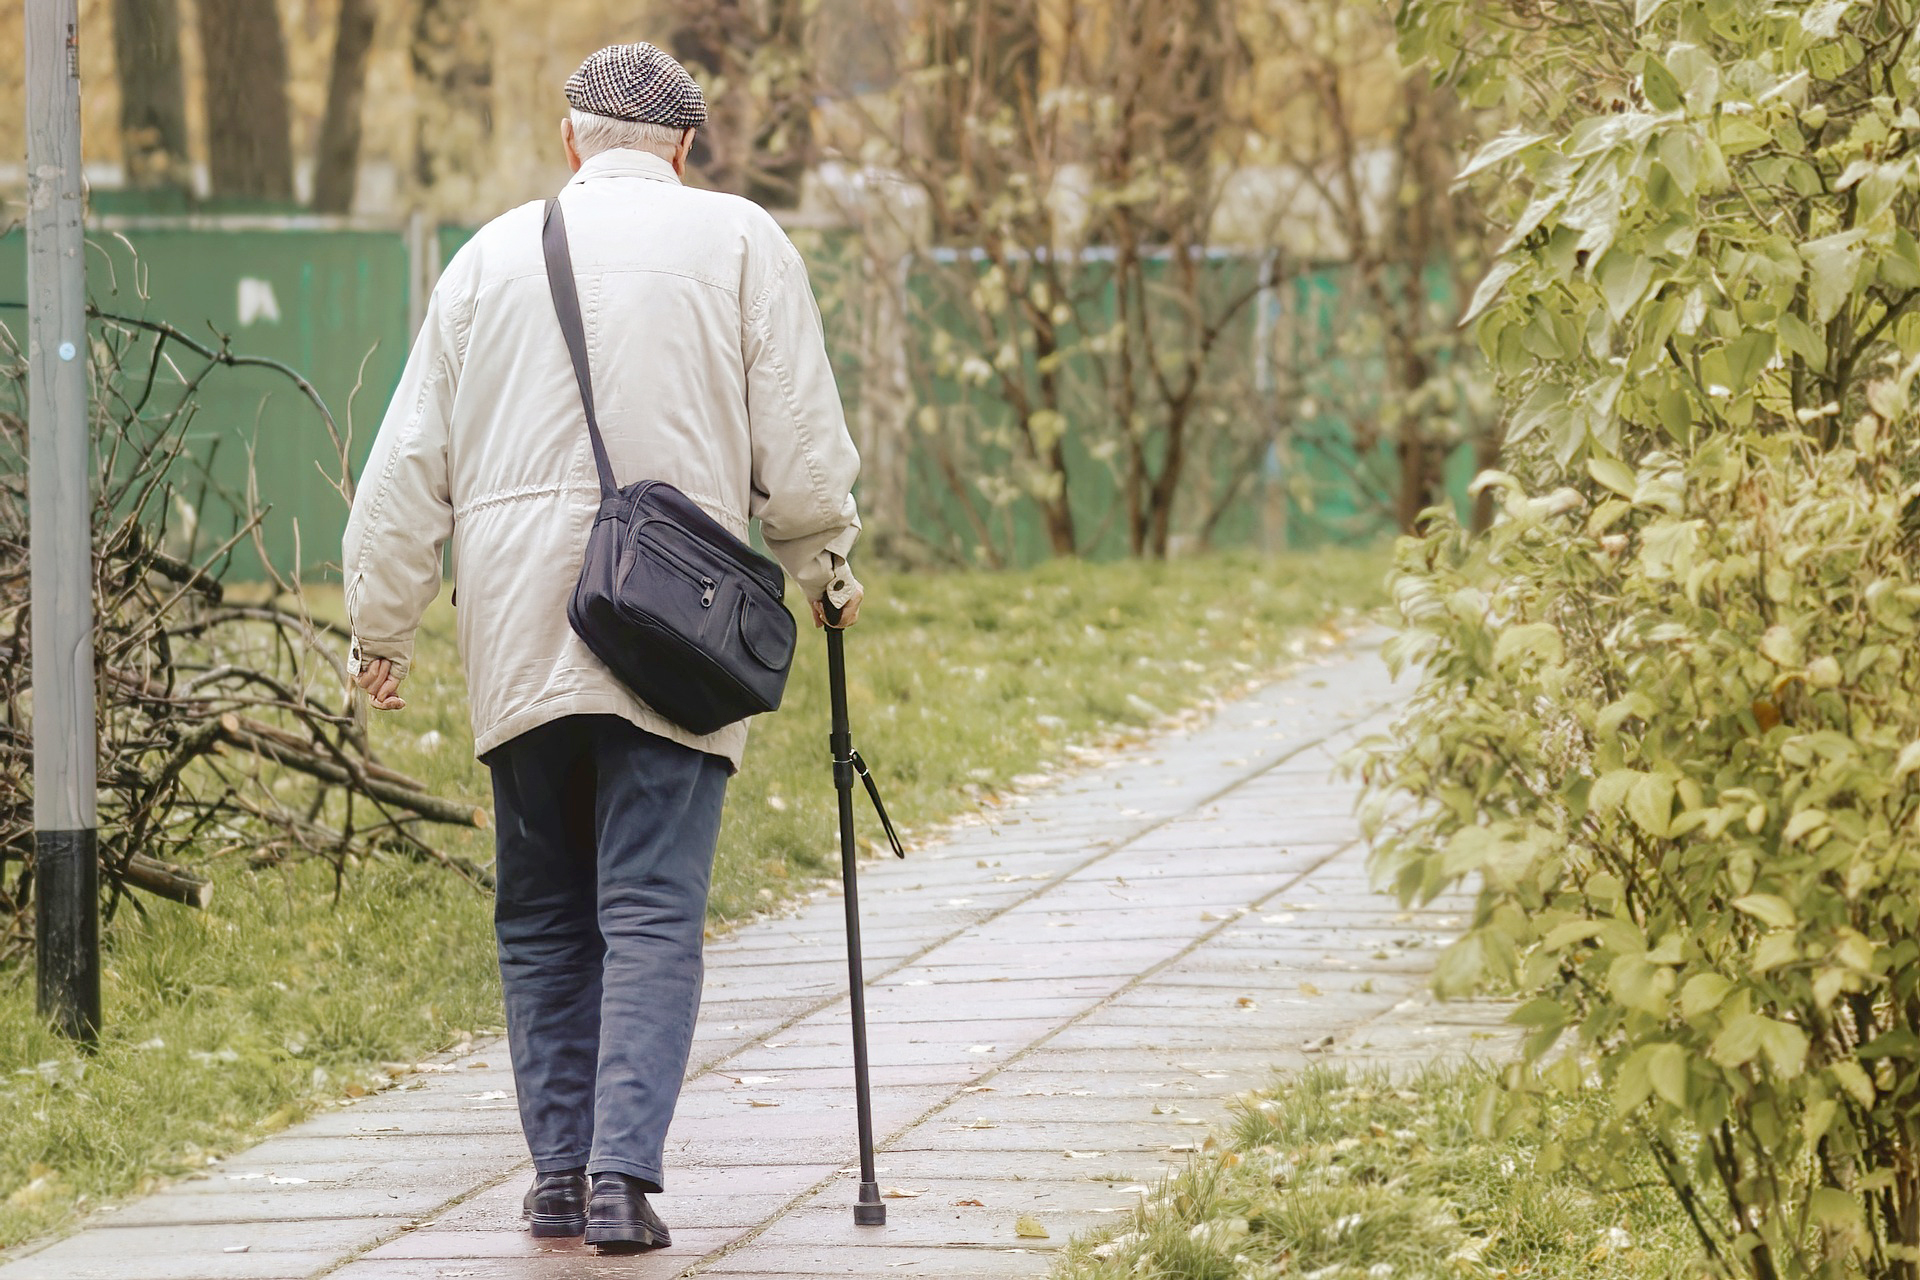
[{"xmin": 564, "ymin": 43, "xmax": 707, "ymax": 129}]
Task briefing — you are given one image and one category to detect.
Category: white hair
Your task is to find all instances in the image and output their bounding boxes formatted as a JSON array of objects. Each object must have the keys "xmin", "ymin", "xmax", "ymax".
[{"xmin": 568, "ymin": 108, "xmax": 690, "ymax": 161}]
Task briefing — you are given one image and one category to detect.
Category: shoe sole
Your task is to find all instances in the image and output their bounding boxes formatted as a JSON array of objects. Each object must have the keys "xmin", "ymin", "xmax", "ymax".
[
  {"xmin": 529, "ymin": 1212, "xmax": 586, "ymax": 1238},
  {"xmin": 586, "ymin": 1226, "xmax": 671, "ymax": 1252}
]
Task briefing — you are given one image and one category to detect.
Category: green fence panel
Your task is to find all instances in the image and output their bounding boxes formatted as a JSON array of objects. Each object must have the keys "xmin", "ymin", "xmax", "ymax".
[
  {"xmin": 3, "ymin": 218, "xmax": 1473, "ymax": 579},
  {"xmin": 0, "ymin": 225, "xmax": 410, "ymax": 578}
]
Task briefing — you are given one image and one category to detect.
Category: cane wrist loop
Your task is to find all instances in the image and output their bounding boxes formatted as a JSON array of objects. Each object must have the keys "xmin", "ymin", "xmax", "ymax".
[{"xmin": 849, "ymin": 750, "xmax": 906, "ymax": 859}]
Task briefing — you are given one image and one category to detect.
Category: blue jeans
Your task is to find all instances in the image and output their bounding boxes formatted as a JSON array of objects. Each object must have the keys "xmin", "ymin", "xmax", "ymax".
[{"xmin": 486, "ymin": 715, "xmax": 729, "ymax": 1190}]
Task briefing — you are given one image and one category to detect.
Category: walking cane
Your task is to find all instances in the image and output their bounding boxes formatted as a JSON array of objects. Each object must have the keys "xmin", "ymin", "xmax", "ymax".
[{"xmin": 823, "ymin": 597, "xmax": 905, "ymax": 1226}]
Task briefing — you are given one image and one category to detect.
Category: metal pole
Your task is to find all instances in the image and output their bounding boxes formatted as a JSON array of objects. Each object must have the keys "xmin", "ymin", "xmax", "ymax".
[
  {"xmin": 27, "ymin": 0, "xmax": 101, "ymax": 1043},
  {"xmin": 826, "ymin": 615, "xmax": 885, "ymax": 1226}
]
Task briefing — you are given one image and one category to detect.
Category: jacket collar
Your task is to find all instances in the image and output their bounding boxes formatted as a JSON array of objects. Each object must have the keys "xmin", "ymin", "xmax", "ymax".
[{"xmin": 565, "ymin": 148, "xmax": 683, "ymax": 189}]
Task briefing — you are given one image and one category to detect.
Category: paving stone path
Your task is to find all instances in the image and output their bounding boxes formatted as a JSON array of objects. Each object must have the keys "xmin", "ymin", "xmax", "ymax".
[{"xmin": 0, "ymin": 634, "xmax": 1513, "ymax": 1280}]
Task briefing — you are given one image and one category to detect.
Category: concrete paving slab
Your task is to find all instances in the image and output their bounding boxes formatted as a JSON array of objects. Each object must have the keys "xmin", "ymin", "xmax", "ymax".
[{"xmin": 0, "ymin": 638, "xmax": 1513, "ymax": 1280}]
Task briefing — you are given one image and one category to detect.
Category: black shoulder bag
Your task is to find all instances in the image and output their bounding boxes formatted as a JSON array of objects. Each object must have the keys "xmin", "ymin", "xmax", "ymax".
[{"xmin": 543, "ymin": 197, "xmax": 798, "ymax": 736}]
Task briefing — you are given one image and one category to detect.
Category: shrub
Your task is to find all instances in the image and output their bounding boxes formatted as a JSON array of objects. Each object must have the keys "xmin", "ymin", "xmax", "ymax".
[
  {"xmin": 1371, "ymin": 0, "xmax": 1920, "ymax": 1274},
  {"xmin": 1367, "ymin": 412, "xmax": 1920, "ymax": 1277}
]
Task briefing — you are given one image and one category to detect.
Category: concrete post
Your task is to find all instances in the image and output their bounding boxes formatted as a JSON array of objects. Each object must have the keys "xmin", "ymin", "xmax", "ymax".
[{"xmin": 27, "ymin": 0, "xmax": 102, "ymax": 1041}]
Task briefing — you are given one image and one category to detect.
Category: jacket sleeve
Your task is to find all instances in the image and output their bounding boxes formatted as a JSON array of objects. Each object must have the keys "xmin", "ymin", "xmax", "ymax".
[
  {"xmin": 742, "ymin": 242, "xmax": 862, "ymax": 600},
  {"xmin": 341, "ymin": 281, "xmax": 464, "ymax": 682}
]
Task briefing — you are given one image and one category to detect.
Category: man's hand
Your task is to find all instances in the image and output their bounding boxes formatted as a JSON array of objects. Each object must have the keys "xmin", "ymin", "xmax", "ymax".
[
  {"xmin": 353, "ymin": 657, "xmax": 408, "ymax": 710},
  {"xmin": 811, "ymin": 580, "xmax": 864, "ymax": 630}
]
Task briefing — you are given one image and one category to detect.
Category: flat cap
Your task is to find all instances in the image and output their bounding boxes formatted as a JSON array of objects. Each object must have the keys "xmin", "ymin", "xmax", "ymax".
[{"xmin": 564, "ymin": 43, "xmax": 707, "ymax": 130}]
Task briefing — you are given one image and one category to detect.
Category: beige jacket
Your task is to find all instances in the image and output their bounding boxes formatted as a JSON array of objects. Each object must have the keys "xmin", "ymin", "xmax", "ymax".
[{"xmin": 343, "ymin": 149, "xmax": 861, "ymax": 766}]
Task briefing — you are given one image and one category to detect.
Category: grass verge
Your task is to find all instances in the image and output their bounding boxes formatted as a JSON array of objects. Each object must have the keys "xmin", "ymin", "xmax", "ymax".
[
  {"xmin": 1052, "ymin": 1065, "xmax": 1702, "ymax": 1280},
  {"xmin": 0, "ymin": 548, "xmax": 1386, "ymax": 1249}
]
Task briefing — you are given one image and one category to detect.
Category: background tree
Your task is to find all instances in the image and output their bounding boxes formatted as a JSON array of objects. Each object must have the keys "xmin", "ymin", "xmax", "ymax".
[
  {"xmin": 1249, "ymin": 0, "xmax": 1489, "ymax": 534},
  {"xmin": 410, "ymin": 0, "xmax": 495, "ymax": 211},
  {"xmin": 312, "ymin": 0, "xmax": 379, "ymax": 214},
  {"xmin": 196, "ymin": 0, "xmax": 295, "ymax": 202},
  {"xmin": 110, "ymin": 0, "xmax": 190, "ymax": 191},
  {"xmin": 827, "ymin": 0, "xmax": 1483, "ymax": 562}
]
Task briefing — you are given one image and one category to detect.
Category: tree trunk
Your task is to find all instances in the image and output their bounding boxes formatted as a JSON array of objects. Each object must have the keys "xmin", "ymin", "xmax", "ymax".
[
  {"xmin": 671, "ymin": 0, "xmax": 752, "ymax": 195},
  {"xmin": 1146, "ymin": 412, "xmax": 1190, "ymax": 559},
  {"xmin": 1040, "ymin": 452, "xmax": 1077, "ymax": 556},
  {"xmin": 312, "ymin": 0, "xmax": 377, "ymax": 213},
  {"xmin": 111, "ymin": 0, "xmax": 191, "ymax": 190},
  {"xmin": 196, "ymin": 0, "xmax": 293, "ymax": 201},
  {"xmin": 746, "ymin": 0, "xmax": 812, "ymax": 209},
  {"xmin": 410, "ymin": 0, "xmax": 494, "ymax": 206},
  {"xmin": 1389, "ymin": 78, "xmax": 1451, "ymax": 532}
]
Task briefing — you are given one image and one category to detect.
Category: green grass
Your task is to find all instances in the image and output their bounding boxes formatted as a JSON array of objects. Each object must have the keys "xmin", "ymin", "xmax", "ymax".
[
  {"xmin": 0, "ymin": 549, "xmax": 1386, "ymax": 1249},
  {"xmin": 1052, "ymin": 1066, "xmax": 1703, "ymax": 1280}
]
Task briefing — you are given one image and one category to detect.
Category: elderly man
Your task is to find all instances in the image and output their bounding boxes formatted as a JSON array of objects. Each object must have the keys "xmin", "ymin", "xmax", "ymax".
[{"xmin": 342, "ymin": 43, "xmax": 863, "ymax": 1253}]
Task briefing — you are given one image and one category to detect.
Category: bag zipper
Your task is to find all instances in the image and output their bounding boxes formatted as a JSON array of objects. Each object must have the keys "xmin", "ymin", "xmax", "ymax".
[
  {"xmin": 633, "ymin": 535, "xmax": 721, "ymax": 609},
  {"xmin": 636, "ymin": 508, "xmax": 785, "ymax": 599}
]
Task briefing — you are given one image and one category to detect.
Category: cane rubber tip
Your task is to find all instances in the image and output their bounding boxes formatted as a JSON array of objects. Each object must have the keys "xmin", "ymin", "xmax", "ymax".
[{"xmin": 855, "ymin": 1182, "xmax": 886, "ymax": 1226}]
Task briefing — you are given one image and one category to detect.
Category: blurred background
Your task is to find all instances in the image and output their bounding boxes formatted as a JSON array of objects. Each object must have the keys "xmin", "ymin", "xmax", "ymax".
[{"xmin": 0, "ymin": 0, "xmax": 1497, "ymax": 575}]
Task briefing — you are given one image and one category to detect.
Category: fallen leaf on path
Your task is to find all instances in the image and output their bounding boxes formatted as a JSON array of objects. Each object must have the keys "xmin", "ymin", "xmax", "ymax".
[
  {"xmin": 729, "ymin": 1075, "xmax": 781, "ymax": 1086},
  {"xmin": 1236, "ymin": 997, "xmax": 1258, "ymax": 1009},
  {"xmin": 958, "ymin": 1118, "xmax": 997, "ymax": 1130},
  {"xmin": 1299, "ymin": 983, "xmax": 1323, "ymax": 997},
  {"xmin": 882, "ymin": 1187, "xmax": 924, "ymax": 1198},
  {"xmin": 1151, "ymin": 1103, "xmax": 1182, "ymax": 1115},
  {"xmin": 953, "ymin": 1198, "xmax": 986, "ymax": 1207},
  {"xmin": 1014, "ymin": 1215, "xmax": 1050, "ymax": 1239},
  {"xmin": 961, "ymin": 1085, "xmax": 995, "ymax": 1093},
  {"xmin": 745, "ymin": 1099, "xmax": 780, "ymax": 1107}
]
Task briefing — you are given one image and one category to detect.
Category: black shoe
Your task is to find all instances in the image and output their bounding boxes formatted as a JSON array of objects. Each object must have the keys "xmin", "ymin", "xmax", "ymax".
[
  {"xmin": 522, "ymin": 1168, "xmax": 587, "ymax": 1237},
  {"xmin": 585, "ymin": 1172, "xmax": 672, "ymax": 1252}
]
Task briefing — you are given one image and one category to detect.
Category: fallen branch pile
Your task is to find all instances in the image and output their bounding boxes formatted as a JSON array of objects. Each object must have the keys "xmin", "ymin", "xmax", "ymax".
[{"xmin": 0, "ymin": 298, "xmax": 486, "ymax": 970}]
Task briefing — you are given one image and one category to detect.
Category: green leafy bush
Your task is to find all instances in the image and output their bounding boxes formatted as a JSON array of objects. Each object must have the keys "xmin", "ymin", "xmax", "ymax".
[
  {"xmin": 1371, "ymin": 0, "xmax": 1920, "ymax": 1274},
  {"xmin": 1367, "ymin": 414, "xmax": 1920, "ymax": 1276}
]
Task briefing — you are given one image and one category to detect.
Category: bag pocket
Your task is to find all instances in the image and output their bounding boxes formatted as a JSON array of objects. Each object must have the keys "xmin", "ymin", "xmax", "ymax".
[
  {"xmin": 737, "ymin": 590, "xmax": 796, "ymax": 672},
  {"xmin": 619, "ymin": 533, "xmax": 722, "ymax": 631}
]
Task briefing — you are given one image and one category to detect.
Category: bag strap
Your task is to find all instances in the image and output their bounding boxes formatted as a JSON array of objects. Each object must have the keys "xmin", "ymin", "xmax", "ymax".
[{"xmin": 542, "ymin": 198, "xmax": 618, "ymax": 500}]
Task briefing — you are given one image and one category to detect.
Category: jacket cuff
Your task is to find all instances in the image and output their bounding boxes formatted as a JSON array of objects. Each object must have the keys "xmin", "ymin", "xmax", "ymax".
[{"xmin": 348, "ymin": 634, "xmax": 413, "ymax": 683}]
